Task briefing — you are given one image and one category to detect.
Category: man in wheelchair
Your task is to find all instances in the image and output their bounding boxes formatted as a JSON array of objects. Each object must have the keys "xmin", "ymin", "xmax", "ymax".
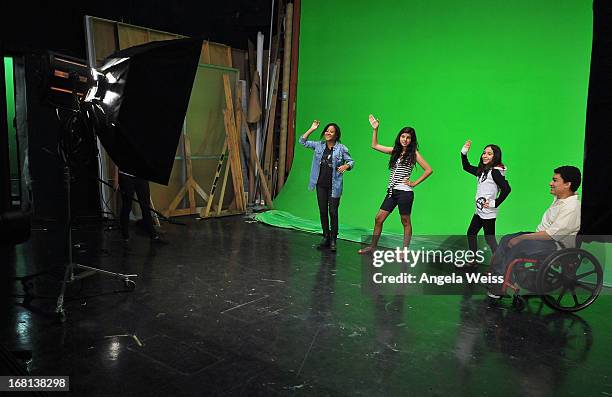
[{"xmin": 487, "ymin": 166, "xmax": 581, "ymax": 299}]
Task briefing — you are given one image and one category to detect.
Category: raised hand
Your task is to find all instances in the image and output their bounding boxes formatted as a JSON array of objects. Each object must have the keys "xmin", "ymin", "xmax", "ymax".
[
  {"xmin": 461, "ymin": 139, "xmax": 472, "ymax": 154},
  {"xmin": 369, "ymin": 114, "xmax": 380, "ymax": 130},
  {"xmin": 310, "ymin": 120, "xmax": 320, "ymax": 130}
]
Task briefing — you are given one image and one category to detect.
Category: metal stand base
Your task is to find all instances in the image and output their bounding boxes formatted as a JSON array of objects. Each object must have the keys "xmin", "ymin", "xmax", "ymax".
[{"xmin": 55, "ymin": 165, "xmax": 137, "ymax": 322}]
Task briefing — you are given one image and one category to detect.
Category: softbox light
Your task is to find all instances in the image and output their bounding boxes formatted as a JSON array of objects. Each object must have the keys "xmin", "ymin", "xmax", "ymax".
[{"xmin": 87, "ymin": 38, "xmax": 201, "ymax": 185}]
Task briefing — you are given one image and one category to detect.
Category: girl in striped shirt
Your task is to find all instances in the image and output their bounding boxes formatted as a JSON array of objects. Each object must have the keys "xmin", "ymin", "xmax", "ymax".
[{"xmin": 358, "ymin": 114, "xmax": 433, "ymax": 254}]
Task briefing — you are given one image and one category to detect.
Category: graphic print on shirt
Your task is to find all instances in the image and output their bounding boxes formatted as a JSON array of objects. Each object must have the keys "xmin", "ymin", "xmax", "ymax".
[{"xmin": 476, "ymin": 196, "xmax": 487, "ymax": 210}]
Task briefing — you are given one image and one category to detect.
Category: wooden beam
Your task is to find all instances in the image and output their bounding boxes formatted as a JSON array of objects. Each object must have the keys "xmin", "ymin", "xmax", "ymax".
[
  {"xmin": 278, "ymin": 3, "xmax": 293, "ymax": 193},
  {"xmin": 222, "ymin": 74, "xmax": 246, "ymax": 211},
  {"xmin": 202, "ymin": 140, "xmax": 228, "ymax": 218},
  {"xmin": 163, "ymin": 133, "xmax": 209, "ymax": 217},
  {"xmin": 287, "ymin": 0, "xmax": 301, "ymax": 174},
  {"xmin": 242, "ymin": 117, "xmax": 273, "ymax": 207},
  {"xmin": 216, "ymin": 151, "xmax": 231, "ymax": 216},
  {"xmin": 264, "ymin": 60, "xmax": 280, "ymax": 190}
]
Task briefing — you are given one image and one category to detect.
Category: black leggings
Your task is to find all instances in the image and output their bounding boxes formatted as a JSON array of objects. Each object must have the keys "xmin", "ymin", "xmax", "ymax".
[
  {"xmin": 467, "ymin": 214, "xmax": 497, "ymax": 254},
  {"xmin": 119, "ymin": 173, "xmax": 155, "ymax": 237},
  {"xmin": 316, "ymin": 185, "xmax": 340, "ymax": 239}
]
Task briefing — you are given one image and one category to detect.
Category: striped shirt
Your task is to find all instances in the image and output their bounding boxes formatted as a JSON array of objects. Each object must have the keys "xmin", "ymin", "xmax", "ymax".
[{"xmin": 388, "ymin": 157, "xmax": 414, "ymax": 192}]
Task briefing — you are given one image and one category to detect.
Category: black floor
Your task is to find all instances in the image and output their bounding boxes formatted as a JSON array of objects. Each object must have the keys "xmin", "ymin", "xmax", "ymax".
[{"xmin": 2, "ymin": 215, "xmax": 612, "ymax": 396}]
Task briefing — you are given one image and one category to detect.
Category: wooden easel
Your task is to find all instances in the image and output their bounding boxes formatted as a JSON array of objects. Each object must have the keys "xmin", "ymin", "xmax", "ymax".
[
  {"xmin": 163, "ymin": 134, "xmax": 209, "ymax": 217},
  {"xmin": 200, "ymin": 74, "xmax": 247, "ymax": 218}
]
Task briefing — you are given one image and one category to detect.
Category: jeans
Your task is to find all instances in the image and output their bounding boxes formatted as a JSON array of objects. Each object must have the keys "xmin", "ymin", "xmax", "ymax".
[
  {"xmin": 489, "ymin": 232, "xmax": 558, "ymax": 277},
  {"xmin": 316, "ymin": 185, "xmax": 340, "ymax": 239}
]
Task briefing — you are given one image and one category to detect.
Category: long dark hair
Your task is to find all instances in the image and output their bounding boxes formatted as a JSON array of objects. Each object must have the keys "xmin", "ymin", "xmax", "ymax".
[
  {"xmin": 389, "ymin": 127, "xmax": 418, "ymax": 169},
  {"xmin": 476, "ymin": 144, "xmax": 504, "ymax": 176},
  {"xmin": 320, "ymin": 123, "xmax": 341, "ymax": 143}
]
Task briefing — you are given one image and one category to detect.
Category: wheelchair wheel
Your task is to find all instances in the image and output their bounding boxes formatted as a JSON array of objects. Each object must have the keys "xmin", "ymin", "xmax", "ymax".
[{"xmin": 536, "ymin": 248, "xmax": 603, "ymax": 312}]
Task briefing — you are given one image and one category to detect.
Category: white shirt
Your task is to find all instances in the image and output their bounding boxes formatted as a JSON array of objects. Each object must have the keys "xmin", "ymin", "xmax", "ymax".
[
  {"xmin": 536, "ymin": 194, "xmax": 581, "ymax": 248},
  {"xmin": 475, "ymin": 166, "xmax": 506, "ymax": 219}
]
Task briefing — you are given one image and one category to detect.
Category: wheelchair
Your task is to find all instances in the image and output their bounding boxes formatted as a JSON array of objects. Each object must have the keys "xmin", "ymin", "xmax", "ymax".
[{"xmin": 497, "ymin": 246, "xmax": 604, "ymax": 313}]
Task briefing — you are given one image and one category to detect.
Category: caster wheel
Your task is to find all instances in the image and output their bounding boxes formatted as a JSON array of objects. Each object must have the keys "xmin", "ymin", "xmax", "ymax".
[{"xmin": 124, "ymin": 279, "xmax": 136, "ymax": 290}]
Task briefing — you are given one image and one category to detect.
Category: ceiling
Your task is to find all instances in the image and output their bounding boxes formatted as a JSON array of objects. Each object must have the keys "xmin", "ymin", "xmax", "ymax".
[{"xmin": 1, "ymin": 0, "xmax": 276, "ymax": 57}]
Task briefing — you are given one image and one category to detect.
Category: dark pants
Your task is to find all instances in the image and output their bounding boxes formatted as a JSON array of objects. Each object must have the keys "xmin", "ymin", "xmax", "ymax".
[
  {"xmin": 316, "ymin": 185, "xmax": 340, "ymax": 239},
  {"xmin": 489, "ymin": 232, "xmax": 558, "ymax": 277},
  {"xmin": 467, "ymin": 214, "xmax": 498, "ymax": 254},
  {"xmin": 119, "ymin": 173, "xmax": 155, "ymax": 238}
]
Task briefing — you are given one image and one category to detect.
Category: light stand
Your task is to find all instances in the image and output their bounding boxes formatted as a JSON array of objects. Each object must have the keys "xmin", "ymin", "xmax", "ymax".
[
  {"xmin": 55, "ymin": 165, "xmax": 137, "ymax": 322},
  {"xmin": 53, "ymin": 72, "xmax": 137, "ymax": 323}
]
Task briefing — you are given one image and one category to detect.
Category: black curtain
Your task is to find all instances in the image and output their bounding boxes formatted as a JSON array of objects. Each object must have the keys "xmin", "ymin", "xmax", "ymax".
[{"xmin": 581, "ymin": 0, "xmax": 612, "ymax": 239}]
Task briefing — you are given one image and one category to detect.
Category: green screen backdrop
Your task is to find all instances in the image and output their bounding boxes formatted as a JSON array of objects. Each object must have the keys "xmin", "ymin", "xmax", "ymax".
[{"xmin": 270, "ymin": 0, "xmax": 593, "ymax": 238}]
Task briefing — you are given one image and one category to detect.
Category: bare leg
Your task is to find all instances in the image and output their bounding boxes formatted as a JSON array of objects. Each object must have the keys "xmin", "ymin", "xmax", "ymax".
[
  {"xmin": 358, "ymin": 209, "xmax": 390, "ymax": 254},
  {"xmin": 400, "ymin": 214, "xmax": 412, "ymax": 248}
]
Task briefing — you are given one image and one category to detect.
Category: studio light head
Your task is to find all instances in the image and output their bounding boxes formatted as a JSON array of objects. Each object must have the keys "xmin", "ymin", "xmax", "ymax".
[
  {"xmin": 84, "ymin": 38, "xmax": 202, "ymax": 185},
  {"xmin": 44, "ymin": 52, "xmax": 91, "ymax": 111},
  {"xmin": 43, "ymin": 38, "xmax": 202, "ymax": 185}
]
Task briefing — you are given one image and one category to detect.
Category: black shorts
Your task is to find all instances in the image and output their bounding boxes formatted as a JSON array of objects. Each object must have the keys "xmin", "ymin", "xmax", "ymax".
[{"xmin": 380, "ymin": 189, "xmax": 414, "ymax": 215}]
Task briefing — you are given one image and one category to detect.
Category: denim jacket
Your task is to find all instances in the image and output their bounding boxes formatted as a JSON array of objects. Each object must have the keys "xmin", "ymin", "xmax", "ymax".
[{"xmin": 299, "ymin": 136, "xmax": 355, "ymax": 198}]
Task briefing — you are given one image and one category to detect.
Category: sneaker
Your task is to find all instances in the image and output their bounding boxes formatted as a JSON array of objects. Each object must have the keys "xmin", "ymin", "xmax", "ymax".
[{"xmin": 486, "ymin": 282, "xmax": 504, "ymax": 299}]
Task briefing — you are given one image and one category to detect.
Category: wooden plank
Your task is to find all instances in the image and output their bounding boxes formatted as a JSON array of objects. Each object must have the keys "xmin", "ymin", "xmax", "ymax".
[
  {"xmin": 183, "ymin": 134, "xmax": 196, "ymax": 210},
  {"xmin": 202, "ymin": 140, "xmax": 228, "ymax": 218},
  {"xmin": 166, "ymin": 184, "xmax": 187, "ymax": 214},
  {"xmin": 210, "ymin": 43, "xmax": 232, "ymax": 67},
  {"xmin": 277, "ymin": 3, "xmax": 293, "ymax": 193},
  {"xmin": 192, "ymin": 181, "xmax": 209, "ymax": 204},
  {"xmin": 242, "ymin": 117, "xmax": 273, "ymax": 207},
  {"xmin": 217, "ymin": 152, "xmax": 231, "ymax": 216},
  {"xmin": 222, "ymin": 75, "xmax": 246, "ymax": 211},
  {"xmin": 226, "ymin": 46, "xmax": 233, "ymax": 67},
  {"xmin": 170, "ymin": 207, "xmax": 205, "ymax": 217},
  {"xmin": 164, "ymin": 132, "xmax": 211, "ymax": 216},
  {"xmin": 204, "ymin": 209, "xmax": 243, "ymax": 219},
  {"xmin": 222, "ymin": 109, "xmax": 244, "ymax": 211},
  {"xmin": 264, "ymin": 60, "xmax": 281, "ymax": 189},
  {"xmin": 235, "ymin": 84, "xmax": 244, "ymax": 202},
  {"xmin": 287, "ymin": 0, "xmax": 301, "ymax": 175},
  {"xmin": 201, "ymin": 41, "xmax": 211, "ymax": 64}
]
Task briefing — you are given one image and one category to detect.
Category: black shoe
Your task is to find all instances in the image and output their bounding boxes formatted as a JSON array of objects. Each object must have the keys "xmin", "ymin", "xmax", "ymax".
[
  {"xmin": 329, "ymin": 239, "xmax": 337, "ymax": 252},
  {"xmin": 317, "ymin": 236, "xmax": 330, "ymax": 249}
]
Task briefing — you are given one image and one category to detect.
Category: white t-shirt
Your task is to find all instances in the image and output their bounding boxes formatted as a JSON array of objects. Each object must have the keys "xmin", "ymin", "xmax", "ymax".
[{"xmin": 536, "ymin": 194, "xmax": 581, "ymax": 248}]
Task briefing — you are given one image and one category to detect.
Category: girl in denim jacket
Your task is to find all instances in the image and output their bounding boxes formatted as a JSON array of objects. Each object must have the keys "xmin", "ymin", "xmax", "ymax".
[{"xmin": 300, "ymin": 120, "xmax": 354, "ymax": 251}]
